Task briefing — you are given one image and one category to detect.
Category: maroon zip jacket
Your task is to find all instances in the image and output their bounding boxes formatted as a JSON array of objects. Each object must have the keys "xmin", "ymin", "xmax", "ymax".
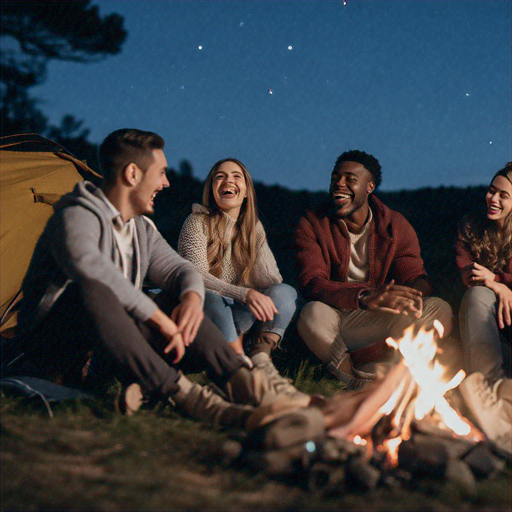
[{"xmin": 294, "ymin": 195, "xmax": 430, "ymax": 311}]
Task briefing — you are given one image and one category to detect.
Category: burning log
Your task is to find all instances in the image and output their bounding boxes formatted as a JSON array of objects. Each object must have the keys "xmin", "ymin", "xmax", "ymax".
[
  {"xmin": 411, "ymin": 419, "xmax": 476, "ymax": 459},
  {"xmin": 327, "ymin": 360, "xmax": 412, "ymax": 440}
]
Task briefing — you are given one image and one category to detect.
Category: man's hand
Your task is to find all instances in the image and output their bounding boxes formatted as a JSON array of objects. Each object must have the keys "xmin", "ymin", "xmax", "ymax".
[
  {"xmin": 360, "ymin": 280, "xmax": 423, "ymax": 317},
  {"xmin": 462, "ymin": 262, "xmax": 496, "ymax": 287},
  {"xmin": 485, "ymin": 280, "xmax": 512, "ymax": 329},
  {"xmin": 147, "ymin": 309, "xmax": 186, "ymax": 363},
  {"xmin": 170, "ymin": 291, "xmax": 204, "ymax": 346},
  {"xmin": 246, "ymin": 289, "xmax": 278, "ymax": 322}
]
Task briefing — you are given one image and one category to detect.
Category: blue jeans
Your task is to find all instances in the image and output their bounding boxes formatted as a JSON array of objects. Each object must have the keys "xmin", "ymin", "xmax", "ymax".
[
  {"xmin": 203, "ymin": 283, "xmax": 298, "ymax": 344},
  {"xmin": 459, "ymin": 286, "xmax": 511, "ymax": 382}
]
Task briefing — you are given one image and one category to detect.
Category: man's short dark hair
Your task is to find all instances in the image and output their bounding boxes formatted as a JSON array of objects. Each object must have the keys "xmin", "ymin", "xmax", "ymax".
[
  {"xmin": 333, "ymin": 150, "xmax": 382, "ymax": 189},
  {"xmin": 98, "ymin": 128, "xmax": 165, "ymax": 185}
]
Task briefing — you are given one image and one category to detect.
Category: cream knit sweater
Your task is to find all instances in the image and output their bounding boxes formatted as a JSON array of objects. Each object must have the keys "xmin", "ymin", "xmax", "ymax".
[{"xmin": 178, "ymin": 204, "xmax": 283, "ymax": 303}]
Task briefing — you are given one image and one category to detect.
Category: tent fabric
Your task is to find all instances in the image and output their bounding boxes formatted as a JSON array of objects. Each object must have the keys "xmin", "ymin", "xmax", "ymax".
[{"xmin": 0, "ymin": 134, "xmax": 101, "ymax": 333}]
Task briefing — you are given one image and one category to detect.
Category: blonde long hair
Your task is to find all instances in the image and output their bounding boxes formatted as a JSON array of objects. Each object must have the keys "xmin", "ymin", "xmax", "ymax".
[
  {"xmin": 458, "ymin": 163, "xmax": 512, "ymax": 272},
  {"xmin": 202, "ymin": 158, "xmax": 258, "ymax": 285}
]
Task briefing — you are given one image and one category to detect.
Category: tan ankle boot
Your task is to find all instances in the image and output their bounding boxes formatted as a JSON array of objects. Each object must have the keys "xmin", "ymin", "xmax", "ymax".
[
  {"xmin": 224, "ymin": 366, "xmax": 311, "ymax": 408},
  {"xmin": 170, "ymin": 374, "xmax": 254, "ymax": 428}
]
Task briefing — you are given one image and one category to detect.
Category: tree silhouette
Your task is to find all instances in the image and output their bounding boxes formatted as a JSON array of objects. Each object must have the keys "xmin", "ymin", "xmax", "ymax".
[
  {"xmin": 1, "ymin": 0, "xmax": 127, "ymax": 137},
  {"xmin": 46, "ymin": 114, "xmax": 100, "ymax": 177},
  {"xmin": 179, "ymin": 159, "xmax": 194, "ymax": 178}
]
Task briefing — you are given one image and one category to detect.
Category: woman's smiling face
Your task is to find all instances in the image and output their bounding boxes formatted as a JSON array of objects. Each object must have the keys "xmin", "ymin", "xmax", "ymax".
[
  {"xmin": 211, "ymin": 160, "xmax": 247, "ymax": 219},
  {"xmin": 486, "ymin": 175, "xmax": 512, "ymax": 229}
]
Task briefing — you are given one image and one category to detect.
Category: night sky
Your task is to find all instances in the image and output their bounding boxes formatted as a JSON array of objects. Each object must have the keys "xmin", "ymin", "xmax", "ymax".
[{"xmin": 34, "ymin": 0, "xmax": 511, "ymax": 192}]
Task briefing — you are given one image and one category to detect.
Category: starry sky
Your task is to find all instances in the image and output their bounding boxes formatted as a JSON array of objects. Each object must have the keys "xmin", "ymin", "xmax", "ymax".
[{"xmin": 33, "ymin": 0, "xmax": 511, "ymax": 192}]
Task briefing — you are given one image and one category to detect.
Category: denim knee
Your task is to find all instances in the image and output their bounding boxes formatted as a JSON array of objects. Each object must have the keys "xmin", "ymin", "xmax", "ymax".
[
  {"xmin": 203, "ymin": 291, "xmax": 238, "ymax": 343},
  {"xmin": 265, "ymin": 283, "xmax": 298, "ymax": 322}
]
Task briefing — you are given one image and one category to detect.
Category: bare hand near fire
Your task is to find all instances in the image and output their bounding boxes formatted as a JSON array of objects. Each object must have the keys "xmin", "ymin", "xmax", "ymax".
[
  {"xmin": 484, "ymin": 279, "xmax": 512, "ymax": 329},
  {"xmin": 462, "ymin": 262, "xmax": 496, "ymax": 287},
  {"xmin": 361, "ymin": 280, "xmax": 423, "ymax": 317}
]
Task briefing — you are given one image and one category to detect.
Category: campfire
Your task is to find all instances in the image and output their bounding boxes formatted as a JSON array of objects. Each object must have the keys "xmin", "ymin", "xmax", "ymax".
[
  {"xmin": 230, "ymin": 320, "xmax": 508, "ymax": 498},
  {"xmin": 306, "ymin": 321, "xmax": 508, "ymax": 496},
  {"xmin": 330, "ymin": 321, "xmax": 483, "ymax": 456}
]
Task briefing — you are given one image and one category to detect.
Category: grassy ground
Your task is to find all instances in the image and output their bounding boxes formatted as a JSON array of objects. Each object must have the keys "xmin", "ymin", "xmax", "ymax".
[{"xmin": 2, "ymin": 350, "xmax": 511, "ymax": 512}]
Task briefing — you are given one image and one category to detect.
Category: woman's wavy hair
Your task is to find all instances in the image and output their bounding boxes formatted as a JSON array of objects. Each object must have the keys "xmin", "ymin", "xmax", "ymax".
[
  {"xmin": 202, "ymin": 158, "xmax": 258, "ymax": 285},
  {"xmin": 458, "ymin": 162, "xmax": 512, "ymax": 272}
]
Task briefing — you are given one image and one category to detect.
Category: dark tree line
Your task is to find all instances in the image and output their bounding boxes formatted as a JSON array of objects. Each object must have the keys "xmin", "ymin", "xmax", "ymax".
[{"xmin": 1, "ymin": 0, "xmax": 126, "ymax": 166}]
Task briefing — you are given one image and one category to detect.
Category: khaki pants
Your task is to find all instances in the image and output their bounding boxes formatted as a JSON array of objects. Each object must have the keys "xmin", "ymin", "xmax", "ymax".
[
  {"xmin": 297, "ymin": 297, "xmax": 453, "ymax": 374},
  {"xmin": 459, "ymin": 286, "xmax": 511, "ymax": 382}
]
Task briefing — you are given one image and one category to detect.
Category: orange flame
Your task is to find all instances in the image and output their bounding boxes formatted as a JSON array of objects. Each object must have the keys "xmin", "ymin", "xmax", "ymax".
[{"xmin": 378, "ymin": 320, "xmax": 484, "ymax": 464}]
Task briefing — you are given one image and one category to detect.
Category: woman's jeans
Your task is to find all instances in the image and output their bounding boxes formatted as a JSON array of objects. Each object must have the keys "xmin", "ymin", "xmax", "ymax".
[
  {"xmin": 203, "ymin": 283, "xmax": 298, "ymax": 344},
  {"xmin": 459, "ymin": 286, "xmax": 511, "ymax": 382}
]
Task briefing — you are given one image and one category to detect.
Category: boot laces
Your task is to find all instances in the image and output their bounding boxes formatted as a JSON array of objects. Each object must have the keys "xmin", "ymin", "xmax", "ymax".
[{"xmin": 255, "ymin": 359, "xmax": 297, "ymax": 394}]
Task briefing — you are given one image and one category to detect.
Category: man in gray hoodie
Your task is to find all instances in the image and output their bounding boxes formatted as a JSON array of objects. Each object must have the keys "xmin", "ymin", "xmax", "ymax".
[{"xmin": 15, "ymin": 128, "xmax": 310, "ymax": 426}]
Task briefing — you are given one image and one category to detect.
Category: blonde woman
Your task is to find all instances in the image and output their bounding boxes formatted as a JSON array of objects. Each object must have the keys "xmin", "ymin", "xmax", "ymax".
[
  {"xmin": 178, "ymin": 158, "xmax": 301, "ymax": 395},
  {"xmin": 457, "ymin": 163, "xmax": 512, "ymax": 453}
]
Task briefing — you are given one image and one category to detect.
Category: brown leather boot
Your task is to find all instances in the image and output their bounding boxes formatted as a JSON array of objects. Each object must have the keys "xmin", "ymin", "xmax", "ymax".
[{"xmin": 247, "ymin": 332, "xmax": 278, "ymax": 358}]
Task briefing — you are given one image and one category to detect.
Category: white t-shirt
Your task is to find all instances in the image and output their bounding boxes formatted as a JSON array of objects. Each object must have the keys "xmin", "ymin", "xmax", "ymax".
[{"xmin": 345, "ymin": 208, "xmax": 373, "ymax": 283}]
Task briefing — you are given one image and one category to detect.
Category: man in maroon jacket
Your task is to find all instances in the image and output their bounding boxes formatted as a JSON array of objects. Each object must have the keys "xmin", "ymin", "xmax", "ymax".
[{"xmin": 294, "ymin": 150, "xmax": 453, "ymax": 390}]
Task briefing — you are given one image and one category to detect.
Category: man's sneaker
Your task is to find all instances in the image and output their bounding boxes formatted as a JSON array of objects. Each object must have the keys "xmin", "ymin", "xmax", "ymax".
[
  {"xmin": 116, "ymin": 382, "xmax": 145, "ymax": 416},
  {"xmin": 225, "ymin": 364, "xmax": 311, "ymax": 408},
  {"xmin": 170, "ymin": 374, "xmax": 254, "ymax": 429},
  {"xmin": 250, "ymin": 352, "xmax": 311, "ymax": 403},
  {"xmin": 459, "ymin": 372, "xmax": 512, "ymax": 455}
]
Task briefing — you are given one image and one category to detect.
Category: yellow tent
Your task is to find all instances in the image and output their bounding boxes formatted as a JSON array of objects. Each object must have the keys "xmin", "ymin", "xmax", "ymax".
[{"xmin": 0, "ymin": 134, "xmax": 101, "ymax": 335}]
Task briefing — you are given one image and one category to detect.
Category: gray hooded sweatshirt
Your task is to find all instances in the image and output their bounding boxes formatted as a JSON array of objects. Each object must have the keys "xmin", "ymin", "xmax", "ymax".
[{"xmin": 18, "ymin": 181, "xmax": 204, "ymax": 335}]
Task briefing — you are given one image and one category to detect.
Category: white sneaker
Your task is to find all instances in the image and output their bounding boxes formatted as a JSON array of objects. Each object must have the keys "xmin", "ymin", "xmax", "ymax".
[
  {"xmin": 250, "ymin": 352, "xmax": 282, "ymax": 379},
  {"xmin": 249, "ymin": 352, "xmax": 311, "ymax": 406},
  {"xmin": 459, "ymin": 372, "xmax": 512, "ymax": 455}
]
